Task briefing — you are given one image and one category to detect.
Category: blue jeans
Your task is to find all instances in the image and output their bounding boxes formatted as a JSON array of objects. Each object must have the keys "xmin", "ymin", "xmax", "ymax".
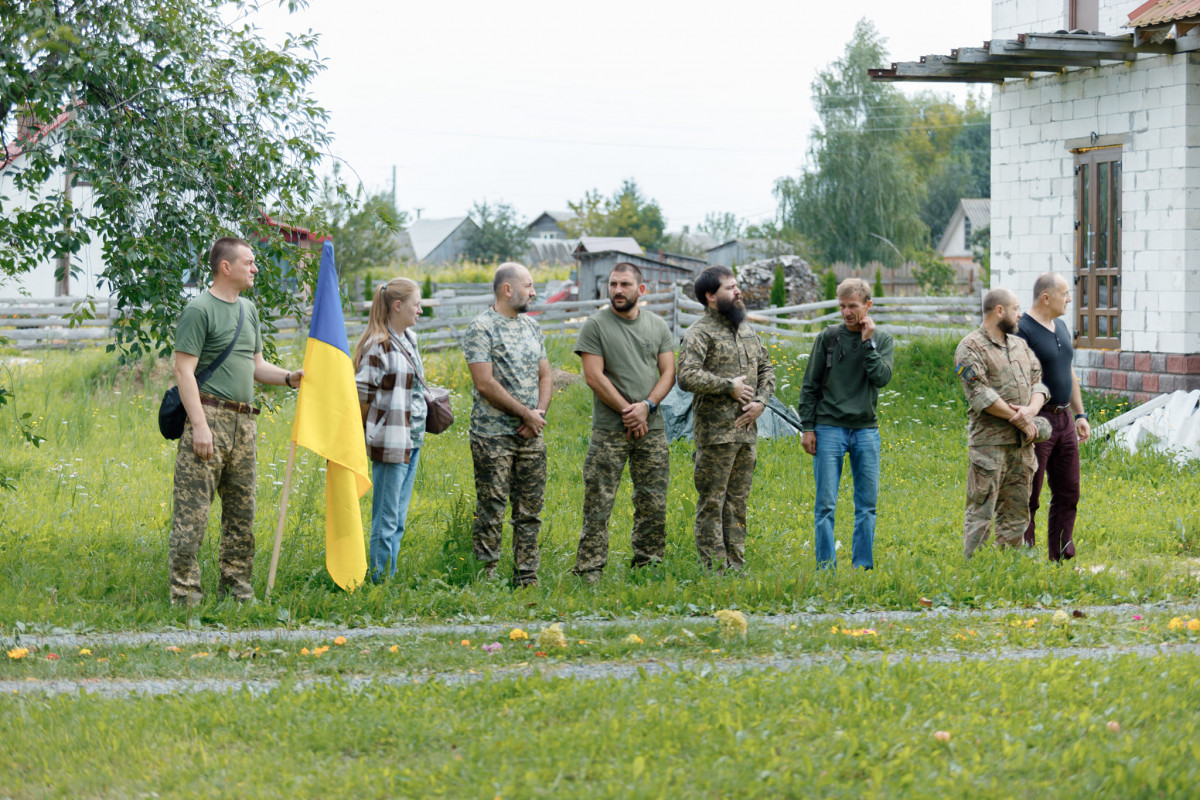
[
  {"xmin": 813, "ymin": 425, "xmax": 880, "ymax": 569},
  {"xmin": 369, "ymin": 449, "xmax": 420, "ymax": 581}
]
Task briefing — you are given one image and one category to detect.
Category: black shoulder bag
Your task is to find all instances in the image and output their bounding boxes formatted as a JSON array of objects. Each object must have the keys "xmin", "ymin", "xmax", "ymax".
[{"xmin": 158, "ymin": 301, "xmax": 245, "ymax": 439}]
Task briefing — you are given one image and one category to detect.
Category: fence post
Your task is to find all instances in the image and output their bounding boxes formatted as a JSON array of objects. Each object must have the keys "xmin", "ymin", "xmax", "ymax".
[{"xmin": 672, "ymin": 287, "xmax": 681, "ymax": 340}]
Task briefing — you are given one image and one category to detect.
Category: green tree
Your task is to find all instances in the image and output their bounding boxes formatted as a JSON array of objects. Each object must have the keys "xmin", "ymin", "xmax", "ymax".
[
  {"xmin": 770, "ymin": 264, "xmax": 786, "ymax": 307},
  {"xmin": 1, "ymin": 0, "xmax": 331, "ymax": 356},
  {"xmin": 464, "ymin": 200, "xmax": 527, "ymax": 263},
  {"xmin": 873, "ymin": 266, "xmax": 884, "ymax": 298},
  {"xmin": 822, "ymin": 270, "xmax": 838, "ymax": 301},
  {"xmin": 563, "ymin": 179, "xmax": 666, "ymax": 250},
  {"xmin": 904, "ymin": 91, "xmax": 990, "ymax": 244},
  {"xmin": 305, "ymin": 164, "xmax": 405, "ymax": 275},
  {"xmin": 910, "ymin": 247, "xmax": 956, "ymax": 296},
  {"xmin": 697, "ymin": 211, "xmax": 745, "ymax": 244},
  {"xmin": 421, "ymin": 275, "xmax": 434, "ymax": 318},
  {"xmin": 774, "ymin": 19, "xmax": 927, "ymax": 267}
]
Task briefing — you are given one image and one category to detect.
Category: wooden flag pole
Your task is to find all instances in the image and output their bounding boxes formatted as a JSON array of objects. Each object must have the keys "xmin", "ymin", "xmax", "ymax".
[{"xmin": 265, "ymin": 440, "xmax": 297, "ymax": 602}]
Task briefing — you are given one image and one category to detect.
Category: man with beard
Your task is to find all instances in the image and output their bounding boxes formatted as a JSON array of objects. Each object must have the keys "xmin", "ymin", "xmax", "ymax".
[
  {"xmin": 797, "ymin": 278, "xmax": 893, "ymax": 570},
  {"xmin": 678, "ymin": 266, "xmax": 775, "ymax": 571},
  {"xmin": 464, "ymin": 262, "xmax": 553, "ymax": 586},
  {"xmin": 954, "ymin": 287, "xmax": 1049, "ymax": 558},
  {"xmin": 571, "ymin": 263, "xmax": 677, "ymax": 583}
]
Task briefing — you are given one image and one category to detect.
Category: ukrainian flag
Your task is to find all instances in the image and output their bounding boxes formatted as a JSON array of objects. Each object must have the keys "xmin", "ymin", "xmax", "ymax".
[{"xmin": 292, "ymin": 240, "xmax": 370, "ymax": 591}]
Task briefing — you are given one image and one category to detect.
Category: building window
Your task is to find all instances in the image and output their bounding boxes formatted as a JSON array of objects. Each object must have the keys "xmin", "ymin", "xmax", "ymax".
[
  {"xmin": 1069, "ymin": 0, "xmax": 1098, "ymax": 31},
  {"xmin": 1074, "ymin": 146, "xmax": 1121, "ymax": 349},
  {"xmin": 963, "ymin": 216, "xmax": 972, "ymax": 251}
]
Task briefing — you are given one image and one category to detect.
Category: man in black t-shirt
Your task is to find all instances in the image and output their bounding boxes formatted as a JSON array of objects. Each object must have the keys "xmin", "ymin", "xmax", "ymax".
[{"xmin": 1016, "ymin": 273, "xmax": 1092, "ymax": 561}]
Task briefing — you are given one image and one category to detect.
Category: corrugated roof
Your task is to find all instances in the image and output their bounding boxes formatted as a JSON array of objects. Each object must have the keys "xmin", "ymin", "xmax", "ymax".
[
  {"xmin": 402, "ymin": 216, "xmax": 474, "ymax": 261},
  {"xmin": 573, "ymin": 237, "xmax": 644, "ymax": 257},
  {"xmin": 1127, "ymin": 0, "xmax": 1200, "ymax": 28},
  {"xmin": 961, "ymin": 198, "xmax": 990, "ymax": 230}
]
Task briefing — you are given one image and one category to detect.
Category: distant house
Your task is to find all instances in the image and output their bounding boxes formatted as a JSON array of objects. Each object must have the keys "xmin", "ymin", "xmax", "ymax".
[
  {"xmin": 663, "ymin": 227, "xmax": 719, "ymax": 257},
  {"xmin": 872, "ymin": 0, "xmax": 1200, "ymax": 400},
  {"xmin": 1, "ymin": 109, "xmax": 106, "ymax": 297},
  {"xmin": 936, "ymin": 198, "xmax": 990, "ymax": 274},
  {"xmin": 573, "ymin": 237, "xmax": 644, "ymax": 259},
  {"xmin": 526, "ymin": 211, "xmax": 573, "ymax": 240},
  {"xmin": 397, "ymin": 216, "xmax": 479, "ymax": 264},
  {"xmin": 706, "ymin": 238, "xmax": 787, "ymax": 268}
]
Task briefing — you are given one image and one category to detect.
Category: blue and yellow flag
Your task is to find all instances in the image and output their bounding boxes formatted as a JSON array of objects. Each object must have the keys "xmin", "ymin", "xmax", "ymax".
[{"xmin": 292, "ymin": 240, "xmax": 370, "ymax": 591}]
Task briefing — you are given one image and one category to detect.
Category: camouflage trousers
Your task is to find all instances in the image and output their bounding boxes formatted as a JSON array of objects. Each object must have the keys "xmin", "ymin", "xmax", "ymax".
[
  {"xmin": 170, "ymin": 405, "xmax": 257, "ymax": 603},
  {"xmin": 963, "ymin": 443, "xmax": 1036, "ymax": 558},
  {"xmin": 572, "ymin": 428, "xmax": 670, "ymax": 577},
  {"xmin": 470, "ymin": 433, "xmax": 546, "ymax": 584},
  {"xmin": 693, "ymin": 441, "xmax": 756, "ymax": 570}
]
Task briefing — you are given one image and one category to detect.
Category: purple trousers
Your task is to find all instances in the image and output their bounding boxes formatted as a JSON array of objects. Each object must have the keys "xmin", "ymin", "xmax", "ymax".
[{"xmin": 1023, "ymin": 408, "xmax": 1080, "ymax": 561}]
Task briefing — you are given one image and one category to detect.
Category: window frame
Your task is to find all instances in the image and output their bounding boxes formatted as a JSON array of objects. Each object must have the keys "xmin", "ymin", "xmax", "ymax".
[{"xmin": 1073, "ymin": 145, "xmax": 1122, "ymax": 350}]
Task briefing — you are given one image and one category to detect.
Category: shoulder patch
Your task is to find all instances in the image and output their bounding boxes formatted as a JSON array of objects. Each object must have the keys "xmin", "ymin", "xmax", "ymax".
[{"xmin": 955, "ymin": 362, "xmax": 979, "ymax": 384}]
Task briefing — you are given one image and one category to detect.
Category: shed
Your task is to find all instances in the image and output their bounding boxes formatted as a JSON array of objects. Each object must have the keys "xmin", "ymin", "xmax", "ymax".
[
  {"xmin": 935, "ymin": 198, "xmax": 990, "ymax": 270},
  {"xmin": 706, "ymin": 238, "xmax": 790, "ymax": 268},
  {"xmin": 397, "ymin": 216, "xmax": 479, "ymax": 264},
  {"xmin": 574, "ymin": 249, "xmax": 698, "ymax": 301},
  {"xmin": 526, "ymin": 211, "xmax": 573, "ymax": 240}
]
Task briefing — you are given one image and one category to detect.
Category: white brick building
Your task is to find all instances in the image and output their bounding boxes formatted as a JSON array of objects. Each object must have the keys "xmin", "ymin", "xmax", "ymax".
[{"xmin": 874, "ymin": 0, "xmax": 1200, "ymax": 399}]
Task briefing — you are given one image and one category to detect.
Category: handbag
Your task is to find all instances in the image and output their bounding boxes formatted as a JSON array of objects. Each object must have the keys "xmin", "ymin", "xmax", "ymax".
[
  {"xmin": 395, "ymin": 331, "xmax": 453, "ymax": 435},
  {"xmin": 159, "ymin": 301, "xmax": 245, "ymax": 439}
]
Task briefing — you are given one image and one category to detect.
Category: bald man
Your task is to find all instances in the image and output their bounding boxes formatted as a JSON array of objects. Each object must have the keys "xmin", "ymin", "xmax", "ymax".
[
  {"xmin": 463, "ymin": 262, "xmax": 552, "ymax": 587},
  {"xmin": 954, "ymin": 288, "xmax": 1049, "ymax": 558}
]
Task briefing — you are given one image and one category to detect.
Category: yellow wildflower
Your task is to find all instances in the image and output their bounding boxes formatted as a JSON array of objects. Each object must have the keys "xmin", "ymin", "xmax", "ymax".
[
  {"xmin": 461, "ymin": 639, "xmax": 471, "ymax": 647},
  {"xmin": 300, "ymin": 647, "xmax": 310, "ymax": 655},
  {"xmin": 536, "ymin": 623, "xmax": 567, "ymax": 649},
  {"xmin": 624, "ymin": 634, "xmax": 644, "ymax": 645},
  {"xmin": 714, "ymin": 609, "xmax": 748, "ymax": 641},
  {"xmin": 165, "ymin": 646, "xmax": 181, "ymax": 653},
  {"xmin": 312, "ymin": 646, "xmax": 329, "ymax": 656},
  {"xmin": 333, "ymin": 636, "xmax": 347, "ymax": 646},
  {"xmin": 1168, "ymin": 617, "xmax": 1183, "ymax": 630},
  {"xmin": 509, "ymin": 628, "xmax": 529, "ymax": 641},
  {"xmin": 78, "ymin": 648, "xmax": 92, "ymax": 656},
  {"xmin": 6, "ymin": 647, "xmax": 29, "ymax": 660},
  {"xmin": 1189, "ymin": 619, "xmax": 1200, "ymax": 632},
  {"xmin": 388, "ymin": 645, "xmax": 400, "ymax": 653}
]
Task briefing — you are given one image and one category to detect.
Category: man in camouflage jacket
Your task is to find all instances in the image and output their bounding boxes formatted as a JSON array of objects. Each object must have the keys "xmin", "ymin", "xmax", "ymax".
[
  {"xmin": 678, "ymin": 266, "xmax": 775, "ymax": 570},
  {"xmin": 954, "ymin": 288, "xmax": 1049, "ymax": 558}
]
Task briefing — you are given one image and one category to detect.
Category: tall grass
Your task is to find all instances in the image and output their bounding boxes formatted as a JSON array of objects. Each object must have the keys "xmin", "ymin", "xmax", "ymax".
[{"xmin": 1, "ymin": 335, "xmax": 1196, "ymax": 631}]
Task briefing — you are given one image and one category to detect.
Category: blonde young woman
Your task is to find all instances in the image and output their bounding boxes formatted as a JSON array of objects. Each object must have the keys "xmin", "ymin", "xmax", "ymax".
[{"xmin": 353, "ymin": 278, "xmax": 427, "ymax": 581}]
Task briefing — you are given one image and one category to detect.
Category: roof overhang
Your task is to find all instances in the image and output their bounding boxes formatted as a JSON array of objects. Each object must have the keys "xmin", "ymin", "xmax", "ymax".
[{"xmin": 869, "ymin": 32, "xmax": 1175, "ymax": 84}]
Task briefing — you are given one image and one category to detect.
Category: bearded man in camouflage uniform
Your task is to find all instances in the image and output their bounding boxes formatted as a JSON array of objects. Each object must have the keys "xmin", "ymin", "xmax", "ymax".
[
  {"xmin": 464, "ymin": 262, "xmax": 552, "ymax": 587},
  {"xmin": 170, "ymin": 237, "xmax": 304, "ymax": 606},
  {"xmin": 571, "ymin": 263, "xmax": 677, "ymax": 584},
  {"xmin": 678, "ymin": 266, "xmax": 775, "ymax": 570},
  {"xmin": 954, "ymin": 287, "xmax": 1049, "ymax": 559}
]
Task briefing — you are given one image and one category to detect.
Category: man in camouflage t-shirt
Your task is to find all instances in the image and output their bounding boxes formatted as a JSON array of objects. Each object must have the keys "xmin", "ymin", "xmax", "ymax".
[{"xmin": 463, "ymin": 262, "xmax": 552, "ymax": 586}]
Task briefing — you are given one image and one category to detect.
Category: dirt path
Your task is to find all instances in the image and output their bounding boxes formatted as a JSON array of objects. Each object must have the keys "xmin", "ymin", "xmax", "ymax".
[
  {"xmin": 4, "ymin": 640, "xmax": 1199, "ymax": 699},
  {"xmin": 12, "ymin": 599, "xmax": 1199, "ymax": 652}
]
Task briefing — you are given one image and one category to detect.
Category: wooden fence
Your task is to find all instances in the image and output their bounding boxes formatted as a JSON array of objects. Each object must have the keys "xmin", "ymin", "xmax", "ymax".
[{"xmin": 0, "ymin": 288, "xmax": 981, "ymax": 351}]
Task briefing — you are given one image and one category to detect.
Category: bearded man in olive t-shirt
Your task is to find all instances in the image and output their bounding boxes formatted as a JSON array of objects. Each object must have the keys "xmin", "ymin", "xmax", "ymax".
[
  {"xmin": 169, "ymin": 237, "xmax": 303, "ymax": 606},
  {"xmin": 571, "ymin": 263, "xmax": 676, "ymax": 583}
]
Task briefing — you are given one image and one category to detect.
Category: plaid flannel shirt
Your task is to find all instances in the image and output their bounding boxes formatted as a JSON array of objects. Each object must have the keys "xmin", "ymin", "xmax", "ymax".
[{"xmin": 356, "ymin": 328, "xmax": 425, "ymax": 464}]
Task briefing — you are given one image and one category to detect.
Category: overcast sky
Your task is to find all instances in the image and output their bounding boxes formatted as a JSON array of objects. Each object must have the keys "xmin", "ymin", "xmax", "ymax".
[{"xmin": 252, "ymin": 0, "xmax": 992, "ymax": 230}]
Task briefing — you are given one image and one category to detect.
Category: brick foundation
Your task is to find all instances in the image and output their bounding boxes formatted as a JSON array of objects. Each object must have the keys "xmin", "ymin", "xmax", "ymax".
[{"xmin": 1075, "ymin": 349, "xmax": 1200, "ymax": 404}]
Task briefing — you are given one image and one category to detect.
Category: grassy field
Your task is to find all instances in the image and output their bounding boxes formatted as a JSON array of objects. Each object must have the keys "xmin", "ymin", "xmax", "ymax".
[
  {"xmin": 2, "ymin": 331, "xmax": 1199, "ymax": 798},
  {"xmin": 0, "ymin": 335, "xmax": 1196, "ymax": 632}
]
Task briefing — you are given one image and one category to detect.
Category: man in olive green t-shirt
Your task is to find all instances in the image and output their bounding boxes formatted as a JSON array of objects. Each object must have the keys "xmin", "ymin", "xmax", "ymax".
[
  {"xmin": 169, "ymin": 237, "xmax": 303, "ymax": 606},
  {"xmin": 571, "ymin": 263, "xmax": 676, "ymax": 583}
]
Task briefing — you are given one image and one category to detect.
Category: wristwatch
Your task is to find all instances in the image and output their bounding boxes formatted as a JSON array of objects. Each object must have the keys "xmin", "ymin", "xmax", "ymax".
[
  {"xmin": 644, "ymin": 399, "xmax": 658, "ymax": 415},
  {"xmin": 864, "ymin": 339, "xmax": 877, "ymax": 350},
  {"xmin": 1074, "ymin": 412, "xmax": 1088, "ymax": 421}
]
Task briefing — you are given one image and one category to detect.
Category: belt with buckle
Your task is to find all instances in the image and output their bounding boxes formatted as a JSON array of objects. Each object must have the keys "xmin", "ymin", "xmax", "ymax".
[
  {"xmin": 199, "ymin": 394, "xmax": 260, "ymax": 415},
  {"xmin": 1048, "ymin": 403, "xmax": 1070, "ymax": 414}
]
